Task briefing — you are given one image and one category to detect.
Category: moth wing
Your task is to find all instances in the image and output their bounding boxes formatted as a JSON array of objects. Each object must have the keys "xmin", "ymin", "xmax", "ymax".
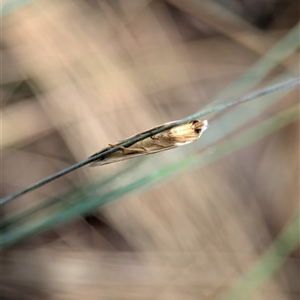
[
  {"xmin": 89, "ymin": 147, "xmax": 171, "ymax": 166},
  {"xmin": 112, "ymin": 120, "xmax": 179, "ymax": 144},
  {"xmin": 89, "ymin": 119, "xmax": 181, "ymax": 166}
]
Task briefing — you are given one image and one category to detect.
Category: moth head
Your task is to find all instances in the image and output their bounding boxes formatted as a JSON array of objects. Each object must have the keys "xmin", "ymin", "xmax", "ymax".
[
  {"xmin": 191, "ymin": 120, "xmax": 208, "ymax": 135},
  {"xmin": 170, "ymin": 119, "xmax": 208, "ymax": 146}
]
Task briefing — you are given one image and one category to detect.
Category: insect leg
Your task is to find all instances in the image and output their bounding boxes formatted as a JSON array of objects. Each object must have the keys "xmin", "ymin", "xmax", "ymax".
[{"xmin": 120, "ymin": 146, "xmax": 148, "ymax": 155}]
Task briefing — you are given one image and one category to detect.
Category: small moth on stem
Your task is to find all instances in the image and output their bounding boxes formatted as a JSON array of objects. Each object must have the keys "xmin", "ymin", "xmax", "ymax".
[{"xmin": 90, "ymin": 120, "xmax": 208, "ymax": 166}]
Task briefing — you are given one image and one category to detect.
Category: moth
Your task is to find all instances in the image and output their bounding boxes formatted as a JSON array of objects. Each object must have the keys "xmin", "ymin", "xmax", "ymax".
[{"xmin": 89, "ymin": 119, "xmax": 208, "ymax": 166}]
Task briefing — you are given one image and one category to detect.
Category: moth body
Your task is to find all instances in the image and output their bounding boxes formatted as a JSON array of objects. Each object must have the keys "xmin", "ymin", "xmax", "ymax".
[{"xmin": 90, "ymin": 119, "xmax": 208, "ymax": 166}]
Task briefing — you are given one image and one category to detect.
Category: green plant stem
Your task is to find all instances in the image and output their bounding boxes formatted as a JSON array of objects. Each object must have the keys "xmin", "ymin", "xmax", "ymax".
[
  {"xmin": 1, "ymin": 77, "xmax": 299, "ymax": 206},
  {"xmin": 1, "ymin": 103, "xmax": 298, "ymax": 249}
]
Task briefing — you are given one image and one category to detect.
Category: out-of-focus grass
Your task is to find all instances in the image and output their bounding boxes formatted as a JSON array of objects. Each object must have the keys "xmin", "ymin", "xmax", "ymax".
[
  {"xmin": 208, "ymin": 23, "xmax": 299, "ymax": 104},
  {"xmin": 217, "ymin": 210, "xmax": 300, "ymax": 300},
  {"xmin": 2, "ymin": 22, "xmax": 299, "ymax": 241},
  {"xmin": 1, "ymin": 2, "xmax": 299, "ymax": 299},
  {"xmin": 1, "ymin": 103, "xmax": 298, "ymax": 248},
  {"xmin": 2, "ymin": 0, "xmax": 37, "ymax": 16}
]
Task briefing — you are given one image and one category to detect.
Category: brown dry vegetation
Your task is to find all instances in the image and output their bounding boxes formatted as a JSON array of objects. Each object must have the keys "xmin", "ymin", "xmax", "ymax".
[{"xmin": 1, "ymin": 0, "xmax": 299, "ymax": 299}]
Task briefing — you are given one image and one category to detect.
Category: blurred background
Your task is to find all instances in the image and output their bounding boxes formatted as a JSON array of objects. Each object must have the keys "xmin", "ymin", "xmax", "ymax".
[{"xmin": 1, "ymin": 0, "xmax": 299, "ymax": 299}]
